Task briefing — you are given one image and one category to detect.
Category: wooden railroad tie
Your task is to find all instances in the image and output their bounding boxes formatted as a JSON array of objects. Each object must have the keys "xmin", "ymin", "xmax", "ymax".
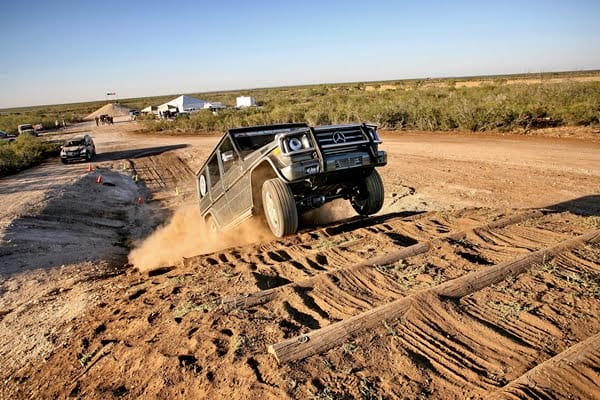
[
  {"xmin": 220, "ymin": 209, "xmax": 546, "ymax": 311},
  {"xmin": 268, "ymin": 228, "xmax": 600, "ymax": 363}
]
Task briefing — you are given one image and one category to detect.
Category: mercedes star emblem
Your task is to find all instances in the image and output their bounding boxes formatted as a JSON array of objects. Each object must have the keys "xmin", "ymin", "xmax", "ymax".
[{"xmin": 332, "ymin": 131, "xmax": 346, "ymax": 144}]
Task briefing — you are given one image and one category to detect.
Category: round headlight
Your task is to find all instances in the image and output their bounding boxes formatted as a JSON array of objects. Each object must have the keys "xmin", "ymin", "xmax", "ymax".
[{"xmin": 288, "ymin": 137, "xmax": 303, "ymax": 152}]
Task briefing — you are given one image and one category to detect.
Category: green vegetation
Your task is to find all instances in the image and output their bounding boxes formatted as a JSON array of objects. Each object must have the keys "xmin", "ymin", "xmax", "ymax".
[
  {"xmin": 1, "ymin": 71, "xmax": 599, "ymax": 135},
  {"xmin": 142, "ymin": 80, "xmax": 600, "ymax": 133},
  {"xmin": 0, "ymin": 135, "xmax": 62, "ymax": 176}
]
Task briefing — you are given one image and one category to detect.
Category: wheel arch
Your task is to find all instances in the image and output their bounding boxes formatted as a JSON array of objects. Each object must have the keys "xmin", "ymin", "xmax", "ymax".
[
  {"xmin": 250, "ymin": 161, "xmax": 279, "ymax": 215},
  {"xmin": 203, "ymin": 211, "xmax": 219, "ymax": 230}
]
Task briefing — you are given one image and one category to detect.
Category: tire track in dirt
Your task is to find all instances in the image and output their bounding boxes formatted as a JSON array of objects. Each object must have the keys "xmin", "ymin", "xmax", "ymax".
[
  {"xmin": 489, "ymin": 332, "xmax": 600, "ymax": 400},
  {"xmin": 179, "ymin": 211, "xmax": 439, "ymax": 296},
  {"xmin": 189, "ymin": 208, "xmax": 511, "ymax": 297},
  {"xmin": 385, "ymin": 242, "xmax": 600, "ymax": 397},
  {"xmin": 218, "ymin": 210, "xmax": 551, "ymax": 323},
  {"xmin": 274, "ymin": 239, "xmax": 599, "ymax": 398},
  {"xmin": 5, "ymin": 208, "xmax": 599, "ymax": 400}
]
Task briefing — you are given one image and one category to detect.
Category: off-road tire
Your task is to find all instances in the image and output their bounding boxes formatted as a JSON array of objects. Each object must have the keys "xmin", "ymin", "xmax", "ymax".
[
  {"xmin": 262, "ymin": 178, "xmax": 298, "ymax": 237},
  {"xmin": 351, "ymin": 169, "xmax": 384, "ymax": 216}
]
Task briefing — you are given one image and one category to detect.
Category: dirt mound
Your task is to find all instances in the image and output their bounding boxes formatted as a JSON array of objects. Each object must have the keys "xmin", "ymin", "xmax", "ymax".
[{"xmin": 84, "ymin": 103, "xmax": 132, "ymax": 120}]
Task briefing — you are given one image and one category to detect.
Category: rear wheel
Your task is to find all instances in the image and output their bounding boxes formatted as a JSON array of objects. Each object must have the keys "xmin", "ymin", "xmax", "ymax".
[
  {"xmin": 262, "ymin": 178, "xmax": 298, "ymax": 237},
  {"xmin": 351, "ymin": 169, "xmax": 384, "ymax": 216}
]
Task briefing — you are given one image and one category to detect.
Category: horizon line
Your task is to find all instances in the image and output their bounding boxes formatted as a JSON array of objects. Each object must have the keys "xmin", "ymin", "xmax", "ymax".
[{"xmin": 2, "ymin": 68, "xmax": 599, "ymax": 111}]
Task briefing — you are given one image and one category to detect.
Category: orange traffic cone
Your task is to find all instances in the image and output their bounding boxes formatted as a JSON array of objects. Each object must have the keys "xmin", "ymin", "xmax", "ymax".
[
  {"xmin": 86, "ymin": 163, "xmax": 93, "ymax": 172},
  {"xmin": 96, "ymin": 175, "xmax": 103, "ymax": 184},
  {"xmin": 137, "ymin": 196, "xmax": 143, "ymax": 205}
]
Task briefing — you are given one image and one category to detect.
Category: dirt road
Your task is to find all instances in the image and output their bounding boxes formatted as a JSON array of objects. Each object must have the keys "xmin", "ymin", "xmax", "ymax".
[{"xmin": 0, "ymin": 121, "xmax": 598, "ymax": 399}]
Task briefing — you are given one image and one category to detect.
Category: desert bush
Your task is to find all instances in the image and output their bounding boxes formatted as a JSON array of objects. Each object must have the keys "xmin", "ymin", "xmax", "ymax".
[
  {"xmin": 2, "ymin": 72, "xmax": 598, "ymax": 135},
  {"xmin": 140, "ymin": 80, "xmax": 600, "ymax": 133},
  {"xmin": 0, "ymin": 135, "xmax": 61, "ymax": 176}
]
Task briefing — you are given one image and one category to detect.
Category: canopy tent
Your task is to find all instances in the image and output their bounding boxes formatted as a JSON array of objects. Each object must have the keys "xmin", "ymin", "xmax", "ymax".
[
  {"xmin": 157, "ymin": 104, "xmax": 179, "ymax": 113},
  {"xmin": 158, "ymin": 95, "xmax": 208, "ymax": 114},
  {"xmin": 141, "ymin": 105, "xmax": 158, "ymax": 115}
]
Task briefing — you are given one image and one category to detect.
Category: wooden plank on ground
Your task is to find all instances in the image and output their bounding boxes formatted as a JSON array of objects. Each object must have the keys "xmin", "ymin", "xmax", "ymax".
[
  {"xmin": 268, "ymin": 229, "xmax": 599, "ymax": 364},
  {"xmin": 221, "ymin": 209, "xmax": 545, "ymax": 311},
  {"xmin": 488, "ymin": 332, "xmax": 600, "ymax": 400}
]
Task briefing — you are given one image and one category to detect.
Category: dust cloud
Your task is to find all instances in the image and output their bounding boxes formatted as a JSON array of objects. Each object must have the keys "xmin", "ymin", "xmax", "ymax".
[
  {"xmin": 128, "ymin": 206, "xmax": 273, "ymax": 271},
  {"xmin": 129, "ymin": 200, "xmax": 357, "ymax": 271}
]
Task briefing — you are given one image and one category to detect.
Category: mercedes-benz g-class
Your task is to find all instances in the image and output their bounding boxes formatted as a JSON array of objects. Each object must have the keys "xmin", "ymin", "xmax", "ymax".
[{"xmin": 196, "ymin": 123, "xmax": 387, "ymax": 237}]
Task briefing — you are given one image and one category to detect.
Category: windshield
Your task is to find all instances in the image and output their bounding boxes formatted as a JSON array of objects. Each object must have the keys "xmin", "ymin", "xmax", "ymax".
[
  {"xmin": 232, "ymin": 127, "xmax": 308, "ymax": 157},
  {"xmin": 233, "ymin": 133, "xmax": 276, "ymax": 156},
  {"xmin": 20, "ymin": 124, "xmax": 33, "ymax": 130},
  {"xmin": 65, "ymin": 139, "xmax": 84, "ymax": 146}
]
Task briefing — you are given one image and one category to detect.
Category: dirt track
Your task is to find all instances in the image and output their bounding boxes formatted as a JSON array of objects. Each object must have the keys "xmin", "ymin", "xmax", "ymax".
[{"xmin": 0, "ymin": 121, "xmax": 599, "ymax": 399}]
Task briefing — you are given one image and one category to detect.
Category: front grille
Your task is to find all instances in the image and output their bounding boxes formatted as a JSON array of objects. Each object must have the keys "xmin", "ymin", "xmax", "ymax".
[
  {"xmin": 322, "ymin": 144, "xmax": 364, "ymax": 155},
  {"xmin": 314, "ymin": 127, "xmax": 368, "ymax": 153}
]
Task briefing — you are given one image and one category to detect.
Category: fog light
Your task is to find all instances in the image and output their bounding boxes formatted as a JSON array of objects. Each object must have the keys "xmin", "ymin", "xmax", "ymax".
[{"xmin": 305, "ymin": 165, "xmax": 319, "ymax": 174}]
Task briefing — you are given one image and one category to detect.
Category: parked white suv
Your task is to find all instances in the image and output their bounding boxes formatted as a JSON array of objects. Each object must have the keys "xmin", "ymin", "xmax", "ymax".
[
  {"xmin": 60, "ymin": 134, "xmax": 96, "ymax": 163},
  {"xmin": 17, "ymin": 124, "xmax": 36, "ymax": 136}
]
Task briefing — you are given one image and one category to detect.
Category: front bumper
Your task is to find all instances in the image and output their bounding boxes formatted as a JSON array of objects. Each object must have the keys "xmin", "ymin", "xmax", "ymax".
[
  {"xmin": 61, "ymin": 151, "xmax": 88, "ymax": 161},
  {"xmin": 280, "ymin": 150, "xmax": 387, "ymax": 182}
]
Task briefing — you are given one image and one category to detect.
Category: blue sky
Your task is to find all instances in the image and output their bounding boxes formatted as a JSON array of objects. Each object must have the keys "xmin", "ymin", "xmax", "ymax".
[{"xmin": 0, "ymin": 0, "xmax": 598, "ymax": 108}]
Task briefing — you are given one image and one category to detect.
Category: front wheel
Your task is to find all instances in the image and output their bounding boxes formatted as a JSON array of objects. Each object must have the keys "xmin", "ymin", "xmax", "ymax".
[
  {"xmin": 262, "ymin": 178, "xmax": 298, "ymax": 237},
  {"xmin": 351, "ymin": 169, "xmax": 385, "ymax": 216}
]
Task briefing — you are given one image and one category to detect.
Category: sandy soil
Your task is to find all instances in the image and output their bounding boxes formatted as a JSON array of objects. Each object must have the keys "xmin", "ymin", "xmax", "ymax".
[{"xmin": 0, "ymin": 121, "xmax": 599, "ymax": 399}]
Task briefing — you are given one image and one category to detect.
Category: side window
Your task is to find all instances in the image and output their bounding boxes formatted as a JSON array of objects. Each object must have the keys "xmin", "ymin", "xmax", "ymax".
[
  {"xmin": 207, "ymin": 154, "xmax": 221, "ymax": 188},
  {"xmin": 219, "ymin": 137, "xmax": 239, "ymax": 174}
]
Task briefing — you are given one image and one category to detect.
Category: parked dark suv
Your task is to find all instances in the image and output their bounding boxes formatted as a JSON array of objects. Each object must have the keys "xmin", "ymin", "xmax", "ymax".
[
  {"xmin": 0, "ymin": 130, "xmax": 17, "ymax": 143},
  {"xmin": 196, "ymin": 123, "xmax": 387, "ymax": 237},
  {"xmin": 60, "ymin": 134, "xmax": 96, "ymax": 163}
]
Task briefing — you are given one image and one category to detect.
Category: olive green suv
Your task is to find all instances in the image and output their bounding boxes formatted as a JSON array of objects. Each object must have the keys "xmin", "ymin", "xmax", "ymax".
[{"xmin": 196, "ymin": 123, "xmax": 387, "ymax": 237}]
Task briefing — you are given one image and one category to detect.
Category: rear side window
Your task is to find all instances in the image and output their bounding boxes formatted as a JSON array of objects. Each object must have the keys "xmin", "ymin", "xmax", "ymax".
[
  {"xmin": 219, "ymin": 137, "xmax": 239, "ymax": 174},
  {"xmin": 207, "ymin": 155, "xmax": 221, "ymax": 188}
]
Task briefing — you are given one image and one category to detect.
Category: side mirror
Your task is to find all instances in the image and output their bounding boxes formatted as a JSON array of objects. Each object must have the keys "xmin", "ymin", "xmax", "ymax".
[{"xmin": 221, "ymin": 150, "xmax": 235, "ymax": 163}]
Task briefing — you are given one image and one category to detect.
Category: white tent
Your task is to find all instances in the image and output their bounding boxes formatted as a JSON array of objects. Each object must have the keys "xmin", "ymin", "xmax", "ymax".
[
  {"xmin": 141, "ymin": 105, "xmax": 158, "ymax": 115},
  {"xmin": 236, "ymin": 96, "xmax": 256, "ymax": 108},
  {"xmin": 159, "ymin": 95, "xmax": 208, "ymax": 114}
]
